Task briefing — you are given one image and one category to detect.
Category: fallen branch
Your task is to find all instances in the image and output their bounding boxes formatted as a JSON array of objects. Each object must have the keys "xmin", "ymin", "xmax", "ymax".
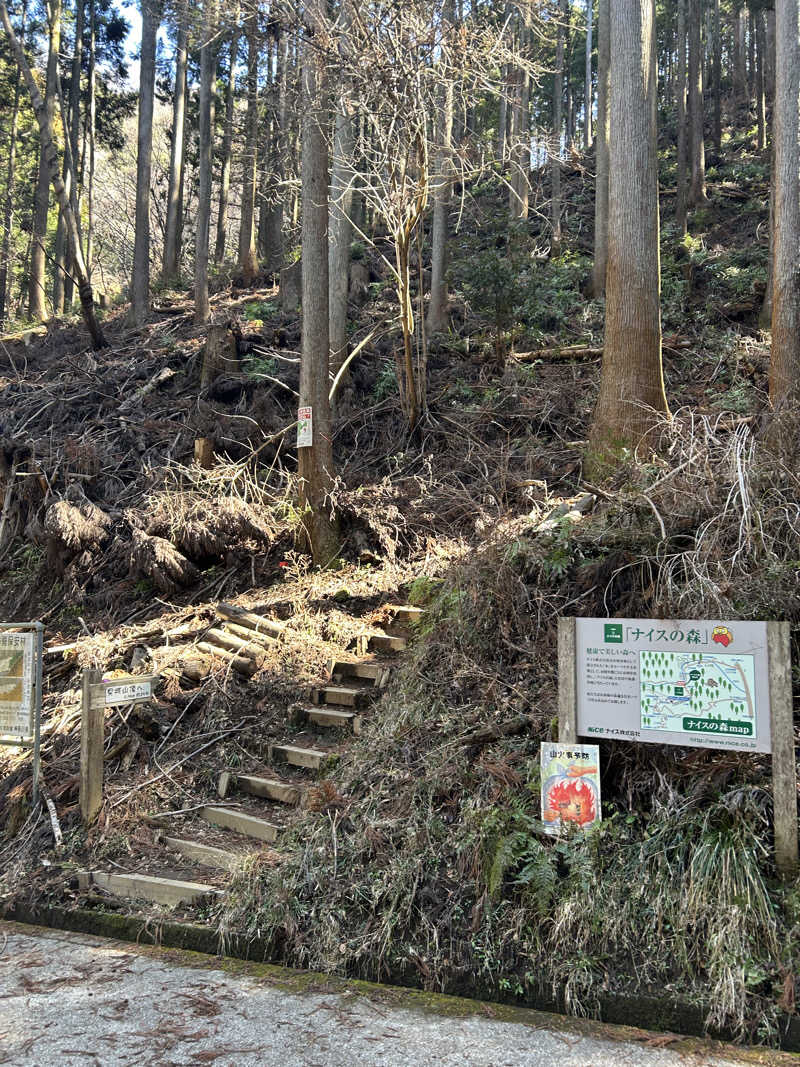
[{"xmin": 460, "ymin": 714, "xmax": 534, "ymax": 749}]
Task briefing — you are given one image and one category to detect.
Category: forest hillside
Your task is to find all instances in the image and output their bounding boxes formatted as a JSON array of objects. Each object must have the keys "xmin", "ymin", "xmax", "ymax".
[{"xmin": 0, "ymin": 0, "xmax": 799, "ymax": 1051}]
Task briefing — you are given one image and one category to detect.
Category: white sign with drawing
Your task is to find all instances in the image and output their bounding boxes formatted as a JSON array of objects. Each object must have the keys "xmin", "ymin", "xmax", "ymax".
[
  {"xmin": 575, "ymin": 618, "xmax": 771, "ymax": 753},
  {"xmin": 0, "ymin": 632, "xmax": 34, "ymax": 737},
  {"xmin": 297, "ymin": 406, "xmax": 312, "ymax": 448}
]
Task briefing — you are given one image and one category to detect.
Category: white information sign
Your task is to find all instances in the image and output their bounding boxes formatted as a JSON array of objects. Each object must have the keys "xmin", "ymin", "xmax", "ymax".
[
  {"xmin": 0, "ymin": 632, "xmax": 34, "ymax": 738},
  {"xmin": 575, "ymin": 618, "xmax": 771, "ymax": 753},
  {"xmin": 297, "ymin": 406, "xmax": 312, "ymax": 448},
  {"xmin": 103, "ymin": 680, "xmax": 152, "ymax": 706}
]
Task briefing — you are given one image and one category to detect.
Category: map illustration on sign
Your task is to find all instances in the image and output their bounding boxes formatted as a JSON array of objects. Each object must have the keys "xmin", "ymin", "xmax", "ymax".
[
  {"xmin": 0, "ymin": 632, "xmax": 34, "ymax": 737},
  {"xmin": 640, "ymin": 649, "xmax": 756, "ymax": 739}
]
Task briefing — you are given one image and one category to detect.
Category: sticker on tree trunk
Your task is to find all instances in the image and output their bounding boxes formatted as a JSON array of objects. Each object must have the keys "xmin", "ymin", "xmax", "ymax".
[
  {"xmin": 297, "ymin": 407, "xmax": 312, "ymax": 448},
  {"xmin": 540, "ymin": 743, "xmax": 601, "ymax": 835}
]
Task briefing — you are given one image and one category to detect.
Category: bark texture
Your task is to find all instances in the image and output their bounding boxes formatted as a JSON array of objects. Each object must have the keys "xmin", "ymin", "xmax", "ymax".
[
  {"xmin": 591, "ymin": 0, "xmax": 609, "ymax": 297},
  {"xmin": 238, "ymin": 10, "xmax": 259, "ymax": 282},
  {"xmin": 195, "ymin": 0, "xmax": 216, "ymax": 324},
  {"xmin": 129, "ymin": 0, "xmax": 160, "ymax": 326},
  {"xmin": 589, "ymin": 0, "xmax": 669, "ymax": 456},
  {"xmin": 687, "ymin": 0, "xmax": 707, "ymax": 205},
  {"xmin": 162, "ymin": 0, "xmax": 188, "ymax": 280}
]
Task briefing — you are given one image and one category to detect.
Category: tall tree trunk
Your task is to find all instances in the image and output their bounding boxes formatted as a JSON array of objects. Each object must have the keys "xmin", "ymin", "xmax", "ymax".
[
  {"xmin": 712, "ymin": 0, "xmax": 721, "ymax": 150},
  {"xmin": 163, "ymin": 0, "xmax": 188, "ymax": 280},
  {"xmin": 589, "ymin": 0, "xmax": 669, "ymax": 455},
  {"xmin": 591, "ymin": 0, "xmax": 609, "ymax": 296},
  {"xmin": 28, "ymin": 0, "xmax": 61, "ymax": 322},
  {"xmin": 129, "ymin": 0, "xmax": 160, "ymax": 326},
  {"xmin": 426, "ymin": 0, "xmax": 455, "ymax": 336},
  {"xmin": 769, "ymin": 0, "xmax": 800, "ymax": 416},
  {"xmin": 765, "ymin": 9, "xmax": 776, "ymax": 101},
  {"xmin": 86, "ymin": 0, "xmax": 96, "ymax": 280},
  {"xmin": 565, "ymin": 2, "xmax": 574, "ymax": 147},
  {"xmin": 299, "ymin": 0, "xmax": 340, "ymax": 565},
  {"xmin": 515, "ymin": 26, "xmax": 531, "ymax": 217},
  {"xmin": 195, "ymin": 0, "xmax": 216, "ymax": 324},
  {"xmin": 238, "ymin": 10, "xmax": 259, "ymax": 282},
  {"xmin": 734, "ymin": 8, "xmax": 747, "ymax": 109},
  {"xmin": 688, "ymin": 0, "xmax": 707, "ymax": 205},
  {"xmin": 53, "ymin": 0, "xmax": 84, "ymax": 313},
  {"xmin": 0, "ymin": 0, "xmax": 25, "ymax": 327},
  {"xmin": 747, "ymin": 8, "xmax": 756, "ymax": 99},
  {"xmin": 328, "ymin": 0, "xmax": 356, "ymax": 376},
  {"xmin": 0, "ymin": 0, "xmax": 106, "ymax": 347},
  {"xmin": 676, "ymin": 0, "xmax": 688, "ymax": 232},
  {"xmin": 584, "ymin": 0, "xmax": 593, "ymax": 149},
  {"xmin": 756, "ymin": 11, "xmax": 766, "ymax": 151},
  {"xmin": 215, "ymin": 16, "xmax": 240, "ymax": 264},
  {"xmin": 551, "ymin": 4, "xmax": 565, "ymax": 253}
]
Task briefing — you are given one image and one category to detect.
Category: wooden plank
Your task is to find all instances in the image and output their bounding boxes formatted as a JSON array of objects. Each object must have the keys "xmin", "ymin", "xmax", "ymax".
[
  {"xmin": 314, "ymin": 685, "xmax": 363, "ymax": 707},
  {"xmin": 305, "ymin": 707, "xmax": 361, "ymax": 734},
  {"xmin": 558, "ymin": 617, "xmax": 578, "ymax": 743},
  {"xmin": 236, "ymin": 775, "xmax": 302, "ymax": 805},
  {"xmin": 216, "ymin": 603, "xmax": 285, "ymax": 638},
  {"xmin": 200, "ymin": 806, "xmax": 280, "ymax": 843},
  {"xmin": 365, "ymin": 633, "xmax": 407, "ymax": 654},
  {"xmin": 79, "ymin": 870, "xmax": 220, "ymax": 907},
  {"xmin": 164, "ymin": 837, "xmax": 240, "ymax": 871},
  {"xmin": 330, "ymin": 660, "xmax": 385, "ymax": 685},
  {"xmin": 80, "ymin": 669, "xmax": 103, "ymax": 827},
  {"xmin": 269, "ymin": 744, "xmax": 330, "ymax": 770},
  {"xmin": 768, "ymin": 621, "xmax": 799, "ymax": 879}
]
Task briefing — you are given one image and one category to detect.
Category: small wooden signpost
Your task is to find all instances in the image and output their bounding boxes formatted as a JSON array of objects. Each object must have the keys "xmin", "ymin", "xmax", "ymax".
[
  {"xmin": 558, "ymin": 617, "xmax": 798, "ymax": 878},
  {"xmin": 80, "ymin": 671, "xmax": 159, "ymax": 826}
]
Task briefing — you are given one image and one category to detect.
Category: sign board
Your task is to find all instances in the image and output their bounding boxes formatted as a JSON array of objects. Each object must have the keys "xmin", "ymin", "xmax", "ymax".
[
  {"xmin": 297, "ymin": 406, "xmax": 312, "ymax": 448},
  {"xmin": 0, "ymin": 631, "xmax": 35, "ymax": 738},
  {"xmin": 540, "ymin": 743, "xmax": 601, "ymax": 835},
  {"xmin": 574, "ymin": 618, "xmax": 770, "ymax": 753},
  {"xmin": 90, "ymin": 675, "xmax": 156, "ymax": 709}
]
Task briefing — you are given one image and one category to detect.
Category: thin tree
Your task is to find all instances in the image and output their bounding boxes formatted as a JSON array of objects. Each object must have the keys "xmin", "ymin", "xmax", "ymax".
[
  {"xmin": 676, "ymin": 0, "xmax": 688, "ymax": 234},
  {"xmin": 298, "ymin": 0, "xmax": 340, "ymax": 564},
  {"xmin": 687, "ymin": 0, "xmax": 707, "ymax": 205},
  {"xmin": 215, "ymin": 10, "xmax": 240, "ymax": 264},
  {"xmin": 129, "ymin": 0, "xmax": 161, "ymax": 326},
  {"xmin": 0, "ymin": 0, "xmax": 106, "ymax": 347},
  {"xmin": 238, "ymin": 7, "xmax": 259, "ymax": 283},
  {"xmin": 551, "ymin": 1, "xmax": 565, "ymax": 254},
  {"xmin": 426, "ymin": 0, "xmax": 456, "ymax": 335},
  {"xmin": 584, "ymin": 0, "xmax": 592, "ymax": 149},
  {"xmin": 0, "ymin": 0, "xmax": 26, "ymax": 327},
  {"xmin": 163, "ymin": 0, "xmax": 189, "ymax": 280},
  {"xmin": 769, "ymin": 0, "xmax": 800, "ymax": 419},
  {"xmin": 588, "ymin": 0, "xmax": 669, "ymax": 456},
  {"xmin": 195, "ymin": 0, "xmax": 216, "ymax": 324},
  {"xmin": 590, "ymin": 0, "xmax": 609, "ymax": 296},
  {"xmin": 712, "ymin": 0, "xmax": 721, "ymax": 150},
  {"xmin": 28, "ymin": 0, "xmax": 61, "ymax": 322}
]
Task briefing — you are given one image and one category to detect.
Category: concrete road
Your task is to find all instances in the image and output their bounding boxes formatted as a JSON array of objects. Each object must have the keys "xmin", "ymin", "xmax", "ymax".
[{"xmin": 0, "ymin": 921, "xmax": 791, "ymax": 1067}]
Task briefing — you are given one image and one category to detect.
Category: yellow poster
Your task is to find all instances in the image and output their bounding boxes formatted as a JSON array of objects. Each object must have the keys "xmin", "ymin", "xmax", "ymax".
[
  {"xmin": 0, "ymin": 632, "xmax": 34, "ymax": 737},
  {"xmin": 540, "ymin": 743, "xmax": 601, "ymax": 835}
]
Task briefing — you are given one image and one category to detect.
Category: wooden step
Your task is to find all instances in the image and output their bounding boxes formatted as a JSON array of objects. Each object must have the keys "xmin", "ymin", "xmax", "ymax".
[
  {"xmin": 363, "ymin": 632, "xmax": 408, "ymax": 655},
  {"xmin": 199, "ymin": 806, "xmax": 279, "ymax": 843},
  {"xmin": 269, "ymin": 743, "xmax": 332, "ymax": 771},
  {"xmin": 329, "ymin": 660, "xmax": 390, "ymax": 687},
  {"xmin": 388, "ymin": 605, "xmax": 426, "ymax": 627},
  {"xmin": 163, "ymin": 837, "xmax": 240, "ymax": 872},
  {"xmin": 235, "ymin": 774, "xmax": 302, "ymax": 806},
  {"xmin": 310, "ymin": 684, "xmax": 365, "ymax": 707},
  {"xmin": 299, "ymin": 706, "xmax": 362, "ymax": 734},
  {"xmin": 78, "ymin": 870, "xmax": 220, "ymax": 907}
]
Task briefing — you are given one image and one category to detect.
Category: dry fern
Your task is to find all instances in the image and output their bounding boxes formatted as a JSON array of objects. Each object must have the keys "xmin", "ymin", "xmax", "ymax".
[{"xmin": 129, "ymin": 528, "xmax": 199, "ymax": 592}]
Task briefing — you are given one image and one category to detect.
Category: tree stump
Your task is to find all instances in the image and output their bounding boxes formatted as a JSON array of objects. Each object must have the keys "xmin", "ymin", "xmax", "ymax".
[
  {"xmin": 348, "ymin": 260, "xmax": 370, "ymax": 304},
  {"xmin": 194, "ymin": 437, "xmax": 215, "ymax": 468},
  {"xmin": 201, "ymin": 324, "xmax": 240, "ymax": 388},
  {"xmin": 280, "ymin": 259, "xmax": 302, "ymax": 312}
]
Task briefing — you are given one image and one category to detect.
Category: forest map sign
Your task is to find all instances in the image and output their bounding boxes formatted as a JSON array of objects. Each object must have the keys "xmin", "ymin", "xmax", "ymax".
[{"xmin": 574, "ymin": 618, "xmax": 771, "ymax": 754}]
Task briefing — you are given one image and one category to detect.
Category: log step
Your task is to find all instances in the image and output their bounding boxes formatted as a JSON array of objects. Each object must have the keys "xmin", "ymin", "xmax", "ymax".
[
  {"xmin": 195, "ymin": 642, "xmax": 257, "ymax": 677},
  {"xmin": 364, "ymin": 633, "xmax": 408, "ymax": 655},
  {"xmin": 205, "ymin": 627, "xmax": 264, "ymax": 662},
  {"xmin": 310, "ymin": 684, "xmax": 365, "ymax": 707},
  {"xmin": 270, "ymin": 743, "xmax": 332, "ymax": 771},
  {"xmin": 329, "ymin": 660, "xmax": 390, "ymax": 687},
  {"xmin": 200, "ymin": 806, "xmax": 280, "ymax": 843},
  {"xmin": 388, "ymin": 605, "xmax": 426, "ymax": 627},
  {"xmin": 300, "ymin": 706, "xmax": 362, "ymax": 734},
  {"xmin": 163, "ymin": 837, "xmax": 240, "ymax": 872},
  {"xmin": 235, "ymin": 774, "xmax": 303, "ymax": 806},
  {"xmin": 78, "ymin": 870, "xmax": 221, "ymax": 907},
  {"xmin": 222, "ymin": 621, "xmax": 276, "ymax": 648}
]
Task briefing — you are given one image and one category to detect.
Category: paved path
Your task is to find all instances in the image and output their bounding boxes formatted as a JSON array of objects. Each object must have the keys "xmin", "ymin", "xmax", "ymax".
[{"xmin": 0, "ymin": 922, "xmax": 790, "ymax": 1066}]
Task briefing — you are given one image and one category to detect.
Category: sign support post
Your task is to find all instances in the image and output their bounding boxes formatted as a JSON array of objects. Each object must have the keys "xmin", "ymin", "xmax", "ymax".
[
  {"xmin": 767, "ymin": 621, "xmax": 798, "ymax": 879},
  {"xmin": 558, "ymin": 617, "xmax": 578, "ymax": 743},
  {"xmin": 80, "ymin": 667, "xmax": 103, "ymax": 827},
  {"xmin": 31, "ymin": 623, "xmax": 43, "ymax": 808}
]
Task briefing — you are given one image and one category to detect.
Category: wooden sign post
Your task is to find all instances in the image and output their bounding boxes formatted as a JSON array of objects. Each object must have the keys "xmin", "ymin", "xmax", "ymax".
[
  {"xmin": 80, "ymin": 671, "xmax": 159, "ymax": 827},
  {"xmin": 558, "ymin": 617, "xmax": 798, "ymax": 879}
]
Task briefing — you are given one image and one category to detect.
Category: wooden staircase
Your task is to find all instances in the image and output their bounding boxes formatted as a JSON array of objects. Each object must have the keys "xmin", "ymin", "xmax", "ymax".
[{"xmin": 78, "ymin": 601, "xmax": 425, "ymax": 909}]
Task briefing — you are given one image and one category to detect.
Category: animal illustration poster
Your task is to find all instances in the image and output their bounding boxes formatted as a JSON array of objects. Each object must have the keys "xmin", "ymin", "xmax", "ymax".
[{"xmin": 540, "ymin": 743, "xmax": 601, "ymax": 836}]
